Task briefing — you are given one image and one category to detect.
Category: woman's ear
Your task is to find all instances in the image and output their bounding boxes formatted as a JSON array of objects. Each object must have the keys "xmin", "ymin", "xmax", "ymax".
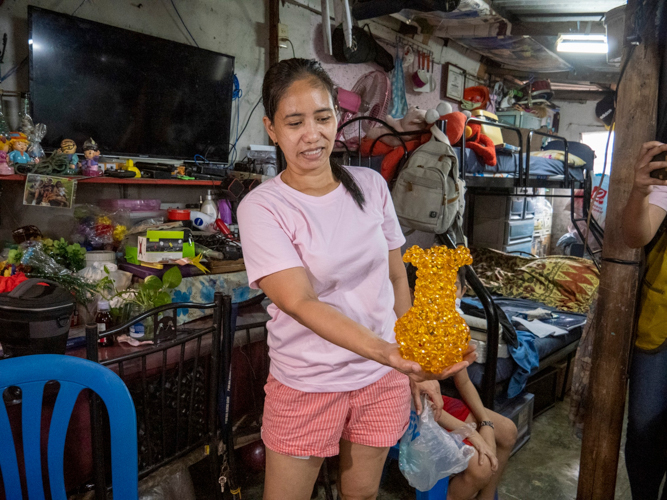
[{"xmin": 263, "ymin": 116, "xmax": 278, "ymax": 143}]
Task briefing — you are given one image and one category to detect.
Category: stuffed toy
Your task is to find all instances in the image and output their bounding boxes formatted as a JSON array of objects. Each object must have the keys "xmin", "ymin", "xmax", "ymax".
[
  {"xmin": 365, "ymin": 106, "xmax": 429, "ymax": 148},
  {"xmin": 441, "ymin": 111, "xmax": 497, "ymax": 167}
]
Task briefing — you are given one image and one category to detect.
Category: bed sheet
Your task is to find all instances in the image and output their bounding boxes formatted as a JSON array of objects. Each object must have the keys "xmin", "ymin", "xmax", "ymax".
[{"xmin": 452, "ymin": 148, "xmax": 585, "ymax": 182}]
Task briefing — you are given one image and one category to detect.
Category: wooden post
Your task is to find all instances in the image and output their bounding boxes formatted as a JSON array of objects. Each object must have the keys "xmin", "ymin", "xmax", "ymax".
[
  {"xmin": 269, "ymin": 0, "xmax": 280, "ymax": 67},
  {"xmin": 577, "ymin": 1, "xmax": 661, "ymax": 498}
]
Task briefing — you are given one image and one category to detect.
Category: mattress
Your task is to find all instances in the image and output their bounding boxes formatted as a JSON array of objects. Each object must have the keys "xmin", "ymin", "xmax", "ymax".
[
  {"xmin": 453, "ymin": 148, "xmax": 585, "ymax": 182},
  {"xmin": 460, "ymin": 296, "xmax": 586, "ymax": 387}
]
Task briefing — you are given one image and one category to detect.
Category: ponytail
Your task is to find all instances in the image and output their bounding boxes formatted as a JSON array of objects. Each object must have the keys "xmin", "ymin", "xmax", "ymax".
[{"xmin": 331, "ymin": 160, "xmax": 365, "ymax": 210}]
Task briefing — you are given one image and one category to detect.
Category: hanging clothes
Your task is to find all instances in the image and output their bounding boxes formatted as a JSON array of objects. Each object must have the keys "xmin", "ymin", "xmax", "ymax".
[{"xmin": 389, "ymin": 45, "xmax": 408, "ymax": 119}]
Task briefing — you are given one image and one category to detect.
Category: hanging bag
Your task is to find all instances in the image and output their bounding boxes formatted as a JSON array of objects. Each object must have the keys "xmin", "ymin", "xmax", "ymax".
[
  {"xmin": 332, "ymin": 24, "xmax": 394, "ymax": 72},
  {"xmin": 391, "ymin": 137, "xmax": 465, "ymax": 240}
]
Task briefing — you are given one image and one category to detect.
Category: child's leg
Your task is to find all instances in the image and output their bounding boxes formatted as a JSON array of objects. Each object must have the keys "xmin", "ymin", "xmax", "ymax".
[
  {"xmin": 447, "ymin": 447, "xmax": 494, "ymax": 500},
  {"xmin": 477, "ymin": 410, "xmax": 517, "ymax": 500},
  {"xmin": 447, "ymin": 412, "xmax": 495, "ymax": 500}
]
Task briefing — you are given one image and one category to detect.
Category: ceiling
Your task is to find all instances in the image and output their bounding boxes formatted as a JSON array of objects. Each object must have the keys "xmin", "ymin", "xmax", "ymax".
[
  {"xmin": 491, "ymin": 0, "xmax": 627, "ymax": 21},
  {"xmin": 386, "ymin": 0, "xmax": 629, "ymax": 91}
]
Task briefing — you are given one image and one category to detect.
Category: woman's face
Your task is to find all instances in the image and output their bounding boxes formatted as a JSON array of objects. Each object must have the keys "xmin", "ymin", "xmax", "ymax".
[{"xmin": 263, "ymin": 77, "xmax": 337, "ymax": 174}]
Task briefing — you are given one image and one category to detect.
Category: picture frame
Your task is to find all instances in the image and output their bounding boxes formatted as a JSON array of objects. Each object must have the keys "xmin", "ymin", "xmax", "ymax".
[
  {"xmin": 23, "ymin": 174, "xmax": 77, "ymax": 209},
  {"xmin": 442, "ymin": 63, "xmax": 466, "ymax": 102}
]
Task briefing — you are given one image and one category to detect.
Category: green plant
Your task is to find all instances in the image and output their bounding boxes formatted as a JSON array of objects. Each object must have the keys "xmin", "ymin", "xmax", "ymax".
[
  {"xmin": 117, "ymin": 266, "xmax": 182, "ymax": 310},
  {"xmin": 7, "ymin": 248, "xmax": 23, "ymax": 265},
  {"xmin": 42, "ymin": 238, "xmax": 86, "ymax": 271}
]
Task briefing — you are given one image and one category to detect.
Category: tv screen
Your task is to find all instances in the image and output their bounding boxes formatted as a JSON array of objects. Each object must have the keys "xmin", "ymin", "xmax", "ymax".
[{"xmin": 29, "ymin": 6, "xmax": 234, "ymax": 162}]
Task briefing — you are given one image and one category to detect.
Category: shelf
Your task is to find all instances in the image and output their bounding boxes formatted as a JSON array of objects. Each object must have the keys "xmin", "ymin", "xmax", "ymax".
[{"xmin": 0, "ymin": 174, "xmax": 223, "ymax": 186}]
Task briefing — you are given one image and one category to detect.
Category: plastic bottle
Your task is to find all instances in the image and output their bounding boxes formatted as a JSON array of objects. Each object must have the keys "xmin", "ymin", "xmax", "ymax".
[
  {"xmin": 96, "ymin": 300, "xmax": 114, "ymax": 347},
  {"xmin": 190, "ymin": 210, "xmax": 216, "ymax": 231},
  {"xmin": 200, "ymin": 190, "xmax": 219, "ymax": 219}
]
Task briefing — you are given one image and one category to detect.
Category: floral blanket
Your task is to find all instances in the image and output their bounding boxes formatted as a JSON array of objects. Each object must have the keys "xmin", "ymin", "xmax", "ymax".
[
  {"xmin": 170, "ymin": 271, "xmax": 262, "ymax": 324},
  {"xmin": 470, "ymin": 248, "xmax": 599, "ymax": 314}
]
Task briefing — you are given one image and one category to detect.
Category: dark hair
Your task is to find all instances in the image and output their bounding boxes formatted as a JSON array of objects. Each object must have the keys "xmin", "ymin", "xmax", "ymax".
[
  {"xmin": 262, "ymin": 58, "xmax": 365, "ymax": 210},
  {"xmin": 456, "ymin": 267, "xmax": 467, "ymax": 289}
]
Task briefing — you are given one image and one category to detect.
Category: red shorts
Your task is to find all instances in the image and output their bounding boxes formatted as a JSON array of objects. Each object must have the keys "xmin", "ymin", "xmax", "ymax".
[
  {"xmin": 442, "ymin": 395, "xmax": 473, "ymax": 446},
  {"xmin": 262, "ymin": 369, "xmax": 411, "ymax": 457},
  {"xmin": 442, "ymin": 395, "xmax": 471, "ymax": 422}
]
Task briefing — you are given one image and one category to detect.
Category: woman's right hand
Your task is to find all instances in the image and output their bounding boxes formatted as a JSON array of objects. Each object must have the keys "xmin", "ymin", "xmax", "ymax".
[
  {"xmin": 632, "ymin": 142, "xmax": 667, "ymax": 196},
  {"xmin": 384, "ymin": 342, "xmax": 477, "ymax": 382}
]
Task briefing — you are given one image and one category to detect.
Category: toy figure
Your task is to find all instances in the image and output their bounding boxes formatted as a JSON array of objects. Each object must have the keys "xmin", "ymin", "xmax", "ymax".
[
  {"xmin": 81, "ymin": 138, "xmax": 102, "ymax": 177},
  {"xmin": 58, "ymin": 139, "xmax": 80, "ymax": 174},
  {"xmin": 7, "ymin": 133, "xmax": 31, "ymax": 164},
  {"xmin": 0, "ymin": 136, "xmax": 13, "ymax": 175}
]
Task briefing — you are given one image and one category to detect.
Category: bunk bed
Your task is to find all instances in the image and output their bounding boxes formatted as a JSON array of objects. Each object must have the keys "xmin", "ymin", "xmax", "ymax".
[{"xmin": 335, "ymin": 116, "xmax": 601, "ymax": 413}]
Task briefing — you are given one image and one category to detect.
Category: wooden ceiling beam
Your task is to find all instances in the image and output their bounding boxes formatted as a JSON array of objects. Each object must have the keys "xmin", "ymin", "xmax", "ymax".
[{"xmin": 511, "ymin": 21, "xmax": 606, "ymax": 37}]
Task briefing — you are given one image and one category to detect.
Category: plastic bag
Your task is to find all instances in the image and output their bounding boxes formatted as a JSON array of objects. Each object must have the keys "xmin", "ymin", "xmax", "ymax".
[
  {"xmin": 399, "ymin": 396, "xmax": 475, "ymax": 491},
  {"xmin": 71, "ymin": 204, "xmax": 130, "ymax": 250}
]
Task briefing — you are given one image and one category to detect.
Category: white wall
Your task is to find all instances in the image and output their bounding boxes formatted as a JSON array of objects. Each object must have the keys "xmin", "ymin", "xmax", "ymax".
[{"xmin": 553, "ymin": 99, "xmax": 606, "ymax": 142}]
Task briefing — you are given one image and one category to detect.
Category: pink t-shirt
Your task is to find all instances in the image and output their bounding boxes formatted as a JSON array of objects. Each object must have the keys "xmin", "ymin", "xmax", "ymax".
[
  {"xmin": 649, "ymin": 185, "xmax": 667, "ymax": 211},
  {"xmin": 237, "ymin": 167, "xmax": 406, "ymax": 392}
]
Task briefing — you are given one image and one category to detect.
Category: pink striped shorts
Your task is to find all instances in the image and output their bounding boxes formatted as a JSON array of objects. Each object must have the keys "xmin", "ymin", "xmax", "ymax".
[{"xmin": 261, "ymin": 369, "xmax": 411, "ymax": 457}]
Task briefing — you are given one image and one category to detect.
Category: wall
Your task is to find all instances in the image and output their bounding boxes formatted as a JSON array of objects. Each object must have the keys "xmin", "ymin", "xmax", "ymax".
[{"xmin": 549, "ymin": 99, "xmax": 606, "ymax": 254}]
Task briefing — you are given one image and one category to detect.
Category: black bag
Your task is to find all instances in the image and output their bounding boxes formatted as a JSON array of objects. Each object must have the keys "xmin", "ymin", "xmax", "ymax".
[{"xmin": 332, "ymin": 24, "xmax": 394, "ymax": 72}]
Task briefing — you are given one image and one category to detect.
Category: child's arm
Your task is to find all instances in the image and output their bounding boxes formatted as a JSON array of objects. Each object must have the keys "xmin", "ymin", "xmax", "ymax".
[
  {"xmin": 437, "ymin": 410, "xmax": 499, "ymax": 471},
  {"xmin": 453, "ymin": 369, "xmax": 496, "ymax": 451}
]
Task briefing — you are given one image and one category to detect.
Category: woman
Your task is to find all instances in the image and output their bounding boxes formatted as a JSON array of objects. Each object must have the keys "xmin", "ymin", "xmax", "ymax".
[
  {"xmin": 237, "ymin": 58, "xmax": 475, "ymax": 500},
  {"xmin": 621, "ymin": 140, "xmax": 667, "ymax": 499}
]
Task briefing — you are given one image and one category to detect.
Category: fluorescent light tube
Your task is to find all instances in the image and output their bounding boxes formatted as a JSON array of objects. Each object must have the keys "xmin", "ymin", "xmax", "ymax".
[{"xmin": 557, "ymin": 34, "xmax": 608, "ymax": 54}]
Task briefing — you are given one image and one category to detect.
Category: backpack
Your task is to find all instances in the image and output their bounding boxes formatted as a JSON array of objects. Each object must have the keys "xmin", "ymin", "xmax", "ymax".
[{"xmin": 391, "ymin": 137, "xmax": 465, "ymax": 241}]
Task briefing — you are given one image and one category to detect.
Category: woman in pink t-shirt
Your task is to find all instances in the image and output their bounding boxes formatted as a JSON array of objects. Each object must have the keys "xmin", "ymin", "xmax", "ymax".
[{"xmin": 237, "ymin": 59, "xmax": 475, "ymax": 500}]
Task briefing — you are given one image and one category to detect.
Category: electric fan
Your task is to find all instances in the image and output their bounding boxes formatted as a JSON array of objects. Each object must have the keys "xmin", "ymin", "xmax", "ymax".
[{"xmin": 337, "ymin": 70, "xmax": 391, "ymax": 149}]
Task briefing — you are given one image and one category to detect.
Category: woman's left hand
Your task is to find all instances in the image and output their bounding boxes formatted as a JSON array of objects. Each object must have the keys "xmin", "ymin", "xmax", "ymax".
[
  {"xmin": 409, "ymin": 379, "xmax": 443, "ymax": 420},
  {"xmin": 384, "ymin": 343, "xmax": 477, "ymax": 382}
]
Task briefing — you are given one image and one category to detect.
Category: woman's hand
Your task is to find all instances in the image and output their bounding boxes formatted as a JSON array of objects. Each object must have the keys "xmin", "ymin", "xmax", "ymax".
[
  {"xmin": 632, "ymin": 142, "xmax": 667, "ymax": 196},
  {"xmin": 467, "ymin": 431, "xmax": 499, "ymax": 472},
  {"xmin": 384, "ymin": 343, "xmax": 477, "ymax": 382},
  {"xmin": 410, "ymin": 379, "xmax": 443, "ymax": 419}
]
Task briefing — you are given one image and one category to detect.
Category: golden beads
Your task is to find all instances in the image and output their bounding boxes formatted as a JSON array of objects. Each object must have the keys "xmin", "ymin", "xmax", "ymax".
[{"xmin": 395, "ymin": 245, "xmax": 473, "ymax": 374}]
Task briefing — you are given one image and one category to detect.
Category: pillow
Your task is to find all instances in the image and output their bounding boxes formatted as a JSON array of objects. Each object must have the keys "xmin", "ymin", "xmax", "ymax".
[{"xmin": 531, "ymin": 150, "xmax": 587, "ymax": 167}]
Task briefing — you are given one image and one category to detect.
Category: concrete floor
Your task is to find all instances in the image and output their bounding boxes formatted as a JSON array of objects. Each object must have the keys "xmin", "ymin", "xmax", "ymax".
[{"xmin": 238, "ymin": 397, "xmax": 633, "ymax": 500}]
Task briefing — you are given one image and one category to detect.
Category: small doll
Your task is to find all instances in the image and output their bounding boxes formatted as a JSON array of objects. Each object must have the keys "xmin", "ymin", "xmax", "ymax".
[
  {"xmin": 7, "ymin": 133, "xmax": 32, "ymax": 164},
  {"xmin": 0, "ymin": 136, "xmax": 13, "ymax": 175},
  {"xmin": 81, "ymin": 138, "xmax": 102, "ymax": 177},
  {"xmin": 58, "ymin": 139, "xmax": 80, "ymax": 174}
]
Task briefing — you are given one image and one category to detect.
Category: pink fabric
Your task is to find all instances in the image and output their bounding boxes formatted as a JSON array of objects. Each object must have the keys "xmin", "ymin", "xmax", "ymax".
[
  {"xmin": 261, "ymin": 370, "xmax": 411, "ymax": 457},
  {"xmin": 237, "ymin": 167, "xmax": 406, "ymax": 392},
  {"xmin": 649, "ymin": 185, "xmax": 667, "ymax": 211}
]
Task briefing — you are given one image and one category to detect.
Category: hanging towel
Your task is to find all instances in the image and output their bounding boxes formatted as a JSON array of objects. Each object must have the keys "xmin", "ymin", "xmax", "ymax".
[
  {"xmin": 507, "ymin": 330, "xmax": 539, "ymax": 398},
  {"xmin": 389, "ymin": 48, "xmax": 408, "ymax": 119}
]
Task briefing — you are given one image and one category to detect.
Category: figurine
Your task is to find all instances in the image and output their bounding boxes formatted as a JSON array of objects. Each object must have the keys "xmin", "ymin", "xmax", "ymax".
[
  {"xmin": 58, "ymin": 139, "xmax": 80, "ymax": 174},
  {"xmin": 81, "ymin": 138, "xmax": 102, "ymax": 177},
  {"xmin": 0, "ymin": 136, "xmax": 13, "ymax": 175},
  {"xmin": 7, "ymin": 133, "xmax": 32, "ymax": 164}
]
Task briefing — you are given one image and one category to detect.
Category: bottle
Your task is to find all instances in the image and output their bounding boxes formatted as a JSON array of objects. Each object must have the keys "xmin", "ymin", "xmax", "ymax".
[
  {"xmin": 96, "ymin": 300, "xmax": 114, "ymax": 347},
  {"xmin": 200, "ymin": 189, "xmax": 219, "ymax": 219}
]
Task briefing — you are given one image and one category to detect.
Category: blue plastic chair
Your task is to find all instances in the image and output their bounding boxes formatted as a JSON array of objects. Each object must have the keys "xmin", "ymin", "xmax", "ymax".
[
  {"xmin": 387, "ymin": 443, "xmax": 449, "ymax": 499},
  {"xmin": 0, "ymin": 354, "xmax": 138, "ymax": 500}
]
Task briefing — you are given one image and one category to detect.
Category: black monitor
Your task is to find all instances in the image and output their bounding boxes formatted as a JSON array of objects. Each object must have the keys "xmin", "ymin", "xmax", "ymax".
[{"xmin": 28, "ymin": 6, "xmax": 234, "ymax": 162}]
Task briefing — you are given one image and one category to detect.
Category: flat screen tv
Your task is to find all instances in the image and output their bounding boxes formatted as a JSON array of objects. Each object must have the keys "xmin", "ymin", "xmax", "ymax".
[{"xmin": 28, "ymin": 6, "xmax": 234, "ymax": 162}]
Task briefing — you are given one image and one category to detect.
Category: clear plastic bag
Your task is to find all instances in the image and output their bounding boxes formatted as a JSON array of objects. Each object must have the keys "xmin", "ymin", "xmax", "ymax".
[{"xmin": 399, "ymin": 396, "xmax": 475, "ymax": 491}]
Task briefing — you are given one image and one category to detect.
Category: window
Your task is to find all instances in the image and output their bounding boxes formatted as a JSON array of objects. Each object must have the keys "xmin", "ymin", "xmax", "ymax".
[{"xmin": 581, "ymin": 131, "xmax": 615, "ymax": 174}]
